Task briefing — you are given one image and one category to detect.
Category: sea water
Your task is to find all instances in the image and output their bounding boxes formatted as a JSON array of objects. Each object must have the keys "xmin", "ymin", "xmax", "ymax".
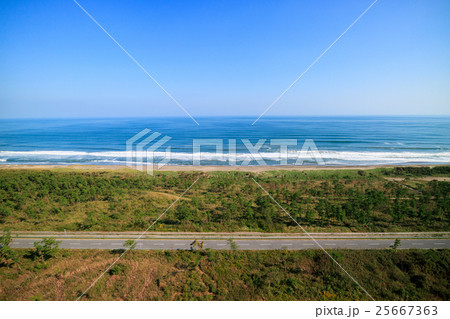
[{"xmin": 0, "ymin": 116, "xmax": 449, "ymax": 166}]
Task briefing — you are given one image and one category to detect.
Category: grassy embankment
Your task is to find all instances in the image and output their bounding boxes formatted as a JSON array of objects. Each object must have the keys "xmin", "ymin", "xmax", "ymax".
[
  {"xmin": 0, "ymin": 166, "xmax": 449, "ymax": 232},
  {"xmin": 0, "ymin": 248, "xmax": 448, "ymax": 301}
]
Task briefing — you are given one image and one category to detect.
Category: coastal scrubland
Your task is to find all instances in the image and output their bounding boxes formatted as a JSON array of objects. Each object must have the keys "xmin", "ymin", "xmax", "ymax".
[
  {"xmin": 0, "ymin": 166, "xmax": 449, "ymax": 232},
  {"xmin": 0, "ymin": 248, "xmax": 448, "ymax": 301},
  {"xmin": 0, "ymin": 166, "xmax": 448, "ymax": 301}
]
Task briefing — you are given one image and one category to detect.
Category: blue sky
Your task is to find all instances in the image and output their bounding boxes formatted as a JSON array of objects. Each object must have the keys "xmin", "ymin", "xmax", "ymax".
[{"xmin": 1, "ymin": 0, "xmax": 449, "ymax": 119}]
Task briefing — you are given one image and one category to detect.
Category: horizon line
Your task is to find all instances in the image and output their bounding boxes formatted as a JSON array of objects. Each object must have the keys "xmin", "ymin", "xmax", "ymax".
[{"xmin": 1, "ymin": 114, "xmax": 450, "ymax": 121}]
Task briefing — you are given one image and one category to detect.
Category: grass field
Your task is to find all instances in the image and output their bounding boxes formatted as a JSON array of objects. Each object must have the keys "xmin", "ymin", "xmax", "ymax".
[
  {"xmin": 0, "ymin": 248, "xmax": 448, "ymax": 301},
  {"xmin": 0, "ymin": 166, "xmax": 449, "ymax": 232}
]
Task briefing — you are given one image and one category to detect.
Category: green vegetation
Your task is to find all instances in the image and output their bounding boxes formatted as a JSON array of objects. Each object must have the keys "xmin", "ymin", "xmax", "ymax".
[
  {"xmin": 228, "ymin": 238, "xmax": 238, "ymax": 250},
  {"xmin": 0, "ymin": 230, "xmax": 17, "ymax": 268},
  {"xmin": 123, "ymin": 239, "xmax": 137, "ymax": 251},
  {"xmin": 0, "ymin": 248, "xmax": 448, "ymax": 300},
  {"xmin": 108, "ymin": 264, "xmax": 125, "ymax": 276},
  {"xmin": 31, "ymin": 238, "xmax": 60, "ymax": 261},
  {"xmin": 380, "ymin": 166, "xmax": 450, "ymax": 177},
  {"xmin": 0, "ymin": 167, "xmax": 448, "ymax": 232},
  {"xmin": 392, "ymin": 239, "xmax": 402, "ymax": 250}
]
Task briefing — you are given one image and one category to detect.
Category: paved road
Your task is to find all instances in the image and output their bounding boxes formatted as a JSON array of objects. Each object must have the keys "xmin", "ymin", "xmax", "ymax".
[{"xmin": 10, "ymin": 238, "xmax": 450, "ymax": 250}]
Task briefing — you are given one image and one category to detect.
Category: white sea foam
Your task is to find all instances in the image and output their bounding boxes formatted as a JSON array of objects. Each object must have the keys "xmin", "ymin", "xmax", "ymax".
[{"xmin": 1, "ymin": 150, "xmax": 450, "ymax": 165}]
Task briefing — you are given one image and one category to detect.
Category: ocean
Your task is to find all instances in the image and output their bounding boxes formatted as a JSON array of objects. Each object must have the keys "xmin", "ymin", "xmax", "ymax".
[{"xmin": 0, "ymin": 116, "xmax": 449, "ymax": 166}]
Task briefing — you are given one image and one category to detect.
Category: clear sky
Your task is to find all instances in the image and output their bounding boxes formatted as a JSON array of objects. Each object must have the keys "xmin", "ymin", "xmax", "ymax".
[{"xmin": 1, "ymin": 0, "xmax": 449, "ymax": 119}]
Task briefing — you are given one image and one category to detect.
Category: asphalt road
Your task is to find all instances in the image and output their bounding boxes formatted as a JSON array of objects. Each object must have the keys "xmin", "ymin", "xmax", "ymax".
[{"xmin": 10, "ymin": 238, "xmax": 450, "ymax": 250}]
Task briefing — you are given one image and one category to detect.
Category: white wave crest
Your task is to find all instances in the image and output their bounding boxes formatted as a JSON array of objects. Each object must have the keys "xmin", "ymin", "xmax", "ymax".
[{"xmin": 1, "ymin": 150, "xmax": 450, "ymax": 165}]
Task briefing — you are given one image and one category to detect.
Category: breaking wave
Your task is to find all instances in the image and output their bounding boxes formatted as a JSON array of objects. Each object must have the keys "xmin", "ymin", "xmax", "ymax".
[{"xmin": 1, "ymin": 150, "xmax": 449, "ymax": 166}]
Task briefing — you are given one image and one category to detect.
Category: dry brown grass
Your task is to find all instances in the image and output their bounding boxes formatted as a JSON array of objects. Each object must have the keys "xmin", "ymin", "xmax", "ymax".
[{"xmin": 1, "ymin": 249, "xmax": 448, "ymax": 301}]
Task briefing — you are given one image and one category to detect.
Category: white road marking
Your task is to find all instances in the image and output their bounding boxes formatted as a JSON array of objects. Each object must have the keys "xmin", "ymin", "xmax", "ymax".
[{"xmin": 10, "ymin": 238, "xmax": 448, "ymax": 251}]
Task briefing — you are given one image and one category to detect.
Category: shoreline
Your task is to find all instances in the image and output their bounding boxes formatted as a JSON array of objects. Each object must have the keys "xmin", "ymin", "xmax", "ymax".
[{"xmin": 0, "ymin": 163, "xmax": 445, "ymax": 172}]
